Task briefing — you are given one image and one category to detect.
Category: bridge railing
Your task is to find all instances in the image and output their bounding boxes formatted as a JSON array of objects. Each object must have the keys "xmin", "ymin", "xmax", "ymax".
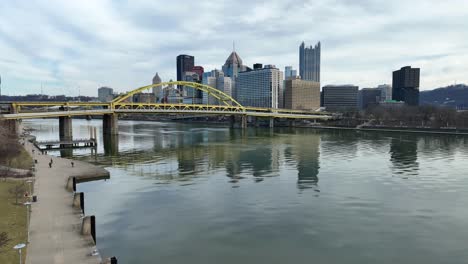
[{"xmin": 114, "ymin": 103, "xmax": 246, "ymax": 112}]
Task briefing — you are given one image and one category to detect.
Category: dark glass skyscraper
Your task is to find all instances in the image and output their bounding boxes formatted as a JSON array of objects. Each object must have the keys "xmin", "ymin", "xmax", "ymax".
[
  {"xmin": 322, "ymin": 85, "xmax": 358, "ymax": 111},
  {"xmin": 176, "ymin": 54, "xmax": 194, "ymax": 90},
  {"xmin": 299, "ymin": 41, "xmax": 321, "ymax": 82},
  {"xmin": 392, "ymin": 66, "xmax": 420, "ymax": 106}
]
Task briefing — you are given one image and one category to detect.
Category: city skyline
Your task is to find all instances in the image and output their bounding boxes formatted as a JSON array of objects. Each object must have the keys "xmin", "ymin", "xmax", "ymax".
[{"xmin": 0, "ymin": 0, "xmax": 467, "ymax": 96}]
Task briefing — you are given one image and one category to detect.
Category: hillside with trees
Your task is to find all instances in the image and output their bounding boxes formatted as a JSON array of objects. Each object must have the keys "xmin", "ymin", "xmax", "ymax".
[{"xmin": 420, "ymin": 84, "xmax": 468, "ymax": 109}]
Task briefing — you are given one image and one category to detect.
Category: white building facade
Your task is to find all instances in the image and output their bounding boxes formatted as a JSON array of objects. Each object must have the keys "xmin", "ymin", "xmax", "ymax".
[{"xmin": 236, "ymin": 65, "xmax": 284, "ymax": 108}]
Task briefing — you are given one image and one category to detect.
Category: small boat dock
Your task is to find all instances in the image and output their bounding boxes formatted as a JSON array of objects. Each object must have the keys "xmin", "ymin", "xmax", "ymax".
[{"xmin": 34, "ymin": 138, "xmax": 97, "ymax": 151}]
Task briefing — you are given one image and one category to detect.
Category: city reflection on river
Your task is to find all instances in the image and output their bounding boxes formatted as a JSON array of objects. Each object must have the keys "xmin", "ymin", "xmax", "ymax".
[{"xmin": 23, "ymin": 119, "xmax": 468, "ymax": 264}]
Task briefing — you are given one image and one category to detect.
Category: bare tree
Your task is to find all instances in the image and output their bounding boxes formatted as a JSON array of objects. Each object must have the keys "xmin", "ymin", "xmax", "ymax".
[
  {"xmin": 0, "ymin": 232, "xmax": 11, "ymax": 252},
  {"xmin": 9, "ymin": 183, "xmax": 26, "ymax": 205}
]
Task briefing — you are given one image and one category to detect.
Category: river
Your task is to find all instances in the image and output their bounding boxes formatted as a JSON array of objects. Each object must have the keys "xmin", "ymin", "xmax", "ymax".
[{"xmin": 23, "ymin": 119, "xmax": 468, "ymax": 263}]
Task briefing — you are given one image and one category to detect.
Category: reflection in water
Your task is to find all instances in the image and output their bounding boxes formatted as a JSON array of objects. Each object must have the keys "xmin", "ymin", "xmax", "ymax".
[
  {"xmin": 22, "ymin": 119, "xmax": 468, "ymax": 264},
  {"xmin": 390, "ymin": 136, "xmax": 419, "ymax": 175},
  {"xmin": 294, "ymin": 132, "xmax": 320, "ymax": 190}
]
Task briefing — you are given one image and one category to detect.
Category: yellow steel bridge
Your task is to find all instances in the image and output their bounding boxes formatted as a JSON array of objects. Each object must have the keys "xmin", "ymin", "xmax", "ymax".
[{"xmin": 0, "ymin": 81, "xmax": 333, "ymax": 120}]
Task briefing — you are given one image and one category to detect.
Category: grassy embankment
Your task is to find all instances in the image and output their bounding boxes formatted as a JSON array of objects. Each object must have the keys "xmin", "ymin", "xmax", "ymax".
[
  {"xmin": 0, "ymin": 181, "xmax": 28, "ymax": 264},
  {"xmin": 0, "ymin": 142, "xmax": 32, "ymax": 263}
]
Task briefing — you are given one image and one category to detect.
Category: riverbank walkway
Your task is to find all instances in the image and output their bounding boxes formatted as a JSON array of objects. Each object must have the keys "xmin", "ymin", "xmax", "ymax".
[{"xmin": 23, "ymin": 139, "xmax": 109, "ymax": 264}]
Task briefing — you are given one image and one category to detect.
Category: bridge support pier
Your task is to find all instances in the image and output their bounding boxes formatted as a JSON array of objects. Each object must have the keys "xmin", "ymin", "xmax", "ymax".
[
  {"xmin": 3, "ymin": 120, "xmax": 19, "ymax": 135},
  {"xmin": 59, "ymin": 116, "xmax": 73, "ymax": 142},
  {"xmin": 103, "ymin": 114, "xmax": 118, "ymax": 135},
  {"xmin": 241, "ymin": 115, "xmax": 247, "ymax": 129},
  {"xmin": 230, "ymin": 115, "xmax": 247, "ymax": 129},
  {"xmin": 3, "ymin": 104, "xmax": 19, "ymax": 135},
  {"xmin": 104, "ymin": 134, "xmax": 119, "ymax": 156}
]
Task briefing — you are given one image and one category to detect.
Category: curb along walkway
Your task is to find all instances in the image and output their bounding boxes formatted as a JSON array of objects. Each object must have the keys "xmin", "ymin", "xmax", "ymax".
[{"xmin": 23, "ymin": 140, "xmax": 109, "ymax": 264}]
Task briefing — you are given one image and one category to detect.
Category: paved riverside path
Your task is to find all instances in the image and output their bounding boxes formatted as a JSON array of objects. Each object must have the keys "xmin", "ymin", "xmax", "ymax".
[{"xmin": 23, "ymin": 139, "xmax": 109, "ymax": 264}]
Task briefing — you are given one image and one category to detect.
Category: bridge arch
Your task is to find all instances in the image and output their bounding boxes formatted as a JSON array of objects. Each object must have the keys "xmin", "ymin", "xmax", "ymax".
[{"xmin": 112, "ymin": 81, "xmax": 244, "ymax": 109}]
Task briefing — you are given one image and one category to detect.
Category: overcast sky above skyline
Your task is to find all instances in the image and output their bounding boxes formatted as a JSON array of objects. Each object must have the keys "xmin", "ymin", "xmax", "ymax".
[{"xmin": 0, "ymin": 0, "xmax": 467, "ymax": 96}]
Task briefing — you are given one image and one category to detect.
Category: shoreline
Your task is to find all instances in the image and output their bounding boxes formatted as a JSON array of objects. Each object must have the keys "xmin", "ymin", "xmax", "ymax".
[
  {"xmin": 302, "ymin": 125, "xmax": 468, "ymax": 135},
  {"xmin": 114, "ymin": 117, "xmax": 468, "ymax": 136}
]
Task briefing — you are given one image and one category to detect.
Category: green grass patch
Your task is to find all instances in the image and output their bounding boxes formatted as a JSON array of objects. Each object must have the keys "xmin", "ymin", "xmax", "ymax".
[{"xmin": 0, "ymin": 180, "xmax": 28, "ymax": 263}]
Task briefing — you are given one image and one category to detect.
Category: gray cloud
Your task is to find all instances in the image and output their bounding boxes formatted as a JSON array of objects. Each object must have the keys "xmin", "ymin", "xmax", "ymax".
[{"xmin": 0, "ymin": 0, "xmax": 467, "ymax": 96}]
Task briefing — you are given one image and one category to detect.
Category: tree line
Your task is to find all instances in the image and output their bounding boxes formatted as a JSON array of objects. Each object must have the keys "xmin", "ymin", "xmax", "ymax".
[{"xmin": 327, "ymin": 105, "xmax": 468, "ymax": 129}]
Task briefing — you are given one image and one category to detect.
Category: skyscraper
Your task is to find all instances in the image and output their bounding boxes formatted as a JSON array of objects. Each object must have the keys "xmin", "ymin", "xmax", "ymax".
[
  {"xmin": 176, "ymin": 54, "xmax": 194, "ymax": 90},
  {"xmin": 377, "ymin": 84, "xmax": 392, "ymax": 101},
  {"xmin": 358, "ymin": 88, "xmax": 382, "ymax": 109},
  {"xmin": 202, "ymin": 69, "xmax": 232, "ymax": 104},
  {"xmin": 98, "ymin": 87, "xmax": 114, "ymax": 102},
  {"xmin": 191, "ymin": 66, "xmax": 204, "ymax": 81},
  {"xmin": 222, "ymin": 50, "xmax": 248, "ymax": 99},
  {"xmin": 284, "ymin": 77, "xmax": 320, "ymax": 110},
  {"xmin": 299, "ymin": 41, "xmax": 321, "ymax": 82},
  {"xmin": 322, "ymin": 85, "xmax": 358, "ymax": 111},
  {"xmin": 392, "ymin": 66, "xmax": 420, "ymax": 106},
  {"xmin": 182, "ymin": 71, "xmax": 202, "ymax": 104},
  {"xmin": 152, "ymin": 72, "xmax": 162, "ymax": 102},
  {"xmin": 236, "ymin": 65, "xmax": 283, "ymax": 108},
  {"xmin": 222, "ymin": 51, "xmax": 247, "ymax": 78},
  {"xmin": 284, "ymin": 66, "xmax": 298, "ymax": 80}
]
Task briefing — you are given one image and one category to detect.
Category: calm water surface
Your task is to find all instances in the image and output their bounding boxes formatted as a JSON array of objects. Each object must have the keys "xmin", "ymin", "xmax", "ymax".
[{"xmin": 24, "ymin": 119, "xmax": 468, "ymax": 263}]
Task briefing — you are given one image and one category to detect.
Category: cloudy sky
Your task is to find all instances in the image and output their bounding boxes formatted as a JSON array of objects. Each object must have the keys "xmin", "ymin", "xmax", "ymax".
[{"xmin": 0, "ymin": 0, "xmax": 467, "ymax": 96}]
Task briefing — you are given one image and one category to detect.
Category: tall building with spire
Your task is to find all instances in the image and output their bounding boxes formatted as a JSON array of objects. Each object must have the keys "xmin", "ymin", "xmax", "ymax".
[
  {"xmin": 222, "ymin": 51, "xmax": 247, "ymax": 78},
  {"xmin": 222, "ymin": 49, "xmax": 249, "ymax": 99},
  {"xmin": 152, "ymin": 72, "xmax": 162, "ymax": 102},
  {"xmin": 299, "ymin": 41, "xmax": 321, "ymax": 82}
]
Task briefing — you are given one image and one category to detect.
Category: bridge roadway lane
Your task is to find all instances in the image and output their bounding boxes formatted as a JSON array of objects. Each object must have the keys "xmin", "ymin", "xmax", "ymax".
[
  {"xmin": 1, "ymin": 109, "xmax": 332, "ymax": 120},
  {"xmin": 23, "ymin": 139, "xmax": 108, "ymax": 264}
]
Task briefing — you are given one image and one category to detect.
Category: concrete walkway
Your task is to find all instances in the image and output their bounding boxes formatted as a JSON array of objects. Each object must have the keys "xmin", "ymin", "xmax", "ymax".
[{"xmin": 23, "ymin": 139, "xmax": 109, "ymax": 264}]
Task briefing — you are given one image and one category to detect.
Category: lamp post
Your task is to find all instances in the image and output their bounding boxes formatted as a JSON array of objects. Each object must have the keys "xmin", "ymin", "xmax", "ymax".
[
  {"xmin": 26, "ymin": 180, "xmax": 33, "ymax": 200},
  {"xmin": 24, "ymin": 202, "xmax": 31, "ymax": 243},
  {"xmin": 13, "ymin": 243, "xmax": 26, "ymax": 264}
]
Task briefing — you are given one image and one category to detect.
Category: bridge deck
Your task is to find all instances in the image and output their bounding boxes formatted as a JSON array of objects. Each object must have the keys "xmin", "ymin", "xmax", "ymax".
[{"xmin": 1, "ymin": 109, "xmax": 332, "ymax": 120}]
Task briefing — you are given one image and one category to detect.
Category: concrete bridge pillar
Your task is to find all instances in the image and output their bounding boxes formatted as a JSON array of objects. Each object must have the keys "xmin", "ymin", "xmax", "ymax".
[
  {"xmin": 269, "ymin": 117, "xmax": 275, "ymax": 128},
  {"xmin": 103, "ymin": 114, "xmax": 118, "ymax": 135},
  {"xmin": 59, "ymin": 116, "xmax": 73, "ymax": 142},
  {"xmin": 104, "ymin": 133, "xmax": 119, "ymax": 156},
  {"xmin": 230, "ymin": 115, "xmax": 247, "ymax": 129},
  {"xmin": 3, "ymin": 120, "xmax": 19, "ymax": 135},
  {"xmin": 241, "ymin": 115, "xmax": 247, "ymax": 129},
  {"xmin": 3, "ymin": 104, "xmax": 19, "ymax": 135}
]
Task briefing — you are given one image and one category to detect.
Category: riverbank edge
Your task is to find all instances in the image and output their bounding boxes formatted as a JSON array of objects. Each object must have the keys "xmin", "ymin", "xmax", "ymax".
[
  {"xmin": 302, "ymin": 125, "xmax": 468, "ymax": 135},
  {"xmin": 114, "ymin": 117, "xmax": 468, "ymax": 136}
]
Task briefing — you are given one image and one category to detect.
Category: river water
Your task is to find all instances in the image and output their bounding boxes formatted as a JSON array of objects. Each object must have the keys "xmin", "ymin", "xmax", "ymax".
[{"xmin": 23, "ymin": 119, "xmax": 468, "ymax": 263}]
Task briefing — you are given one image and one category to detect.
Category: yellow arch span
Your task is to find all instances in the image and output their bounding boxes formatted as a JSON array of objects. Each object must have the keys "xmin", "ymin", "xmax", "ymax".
[{"xmin": 112, "ymin": 81, "xmax": 244, "ymax": 109}]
